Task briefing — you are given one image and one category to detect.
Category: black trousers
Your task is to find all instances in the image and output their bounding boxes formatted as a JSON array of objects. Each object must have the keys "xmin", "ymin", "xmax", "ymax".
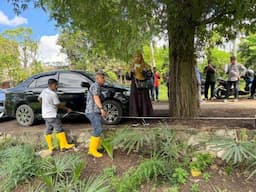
[
  {"xmin": 226, "ymin": 81, "xmax": 239, "ymax": 99},
  {"xmin": 204, "ymin": 81, "xmax": 215, "ymax": 99},
  {"xmin": 251, "ymin": 78, "xmax": 256, "ymax": 97}
]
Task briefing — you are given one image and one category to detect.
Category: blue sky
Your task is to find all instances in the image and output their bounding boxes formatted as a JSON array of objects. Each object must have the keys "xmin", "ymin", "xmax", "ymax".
[
  {"xmin": 0, "ymin": 1, "xmax": 67, "ymax": 63},
  {"xmin": 0, "ymin": 0, "xmax": 59, "ymax": 40}
]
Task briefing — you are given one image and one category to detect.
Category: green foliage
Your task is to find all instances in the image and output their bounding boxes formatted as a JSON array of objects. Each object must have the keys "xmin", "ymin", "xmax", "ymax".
[
  {"xmin": 38, "ymin": 154, "xmax": 84, "ymax": 185},
  {"xmin": 106, "ymin": 70, "xmax": 118, "ymax": 81},
  {"xmin": 103, "ymin": 167, "xmax": 116, "ymax": 178},
  {"xmin": 74, "ymin": 175, "xmax": 111, "ymax": 192},
  {"xmin": 190, "ymin": 153, "xmax": 213, "ymax": 172},
  {"xmin": 112, "ymin": 127, "xmax": 179, "ymax": 159},
  {"xmin": 199, "ymin": 48, "xmax": 230, "ymax": 78},
  {"xmin": 0, "ymin": 144, "xmax": 39, "ymax": 192},
  {"xmin": 171, "ymin": 167, "xmax": 189, "ymax": 184},
  {"xmin": 190, "ymin": 183, "xmax": 200, "ymax": 192},
  {"xmin": 239, "ymin": 34, "xmax": 256, "ymax": 68},
  {"xmin": 101, "ymin": 137, "xmax": 114, "ymax": 160},
  {"xmin": 209, "ymin": 136, "xmax": 256, "ymax": 165},
  {"xmin": 111, "ymin": 157, "xmax": 165, "ymax": 192},
  {"xmin": 202, "ymin": 172, "xmax": 211, "ymax": 183},
  {"xmin": 224, "ymin": 163, "xmax": 234, "ymax": 176}
]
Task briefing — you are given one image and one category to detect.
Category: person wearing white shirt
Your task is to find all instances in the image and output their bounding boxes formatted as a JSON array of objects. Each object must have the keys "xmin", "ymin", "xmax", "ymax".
[
  {"xmin": 224, "ymin": 56, "xmax": 246, "ymax": 102},
  {"xmin": 38, "ymin": 78, "xmax": 74, "ymax": 153}
]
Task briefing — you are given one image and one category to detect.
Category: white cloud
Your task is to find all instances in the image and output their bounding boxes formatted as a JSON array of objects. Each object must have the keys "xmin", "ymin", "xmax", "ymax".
[
  {"xmin": 0, "ymin": 10, "xmax": 27, "ymax": 26},
  {"xmin": 38, "ymin": 34, "xmax": 68, "ymax": 65}
]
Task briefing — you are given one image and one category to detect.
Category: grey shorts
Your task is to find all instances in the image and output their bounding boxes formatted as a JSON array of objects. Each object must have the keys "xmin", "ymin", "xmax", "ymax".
[{"xmin": 44, "ymin": 118, "xmax": 63, "ymax": 135}]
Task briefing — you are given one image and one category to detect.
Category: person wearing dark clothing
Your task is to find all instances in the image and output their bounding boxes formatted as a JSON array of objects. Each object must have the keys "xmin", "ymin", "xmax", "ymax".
[
  {"xmin": 249, "ymin": 67, "xmax": 256, "ymax": 99},
  {"xmin": 126, "ymin": 52, "xmax": 153, "ymax": 127},
  {"xmin": 204, "ymin": 60, "xmax": 216, "ymax": 100}
]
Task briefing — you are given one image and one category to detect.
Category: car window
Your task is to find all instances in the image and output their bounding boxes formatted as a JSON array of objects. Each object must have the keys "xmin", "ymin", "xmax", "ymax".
[
  {"xmin": 59, "ymin": 72, "xmax": 89, "ymax": 88},
  {"xmin": 28, "ymin": 80, "xmax": 36, "ymax": 88},
  {"xmin": 36, "ymin": 75, "xmax": 57, "ymax": 88}
]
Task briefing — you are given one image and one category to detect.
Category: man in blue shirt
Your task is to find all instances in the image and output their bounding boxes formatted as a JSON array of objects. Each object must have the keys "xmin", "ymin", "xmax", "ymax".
[{"xmin": 85, "ymin": 71, "xmax": 107, "ymax": 158}]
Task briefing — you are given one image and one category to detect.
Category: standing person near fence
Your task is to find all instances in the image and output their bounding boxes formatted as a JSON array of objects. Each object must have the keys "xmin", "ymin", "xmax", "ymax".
[
  {"xmin": 126, "ymin": 52, "xmax": 153, "ymax": 127},
  {"xmin": 85, "ymin": 71, "xmax": 107, "ymax": 158},
  {"xmin": 224, "ymin": 56, "xmax": 246, "ymax": 102},
  {"xmin": 204, "ymin": 60, "xmax": 216, "ymax": 100},
  {"xmin": 38, "ymin": 78, "xmax": 74, "ymax": 154}
]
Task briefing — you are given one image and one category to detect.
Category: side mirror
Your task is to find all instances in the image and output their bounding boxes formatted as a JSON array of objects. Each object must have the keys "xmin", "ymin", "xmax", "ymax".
[{"xmin": 81, "ymin": 82, "xmax": 90, "ymax": 87}]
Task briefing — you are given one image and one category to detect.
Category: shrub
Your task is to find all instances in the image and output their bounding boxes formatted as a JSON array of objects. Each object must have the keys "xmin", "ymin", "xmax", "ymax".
[
  {"xmin": 0, "ymin": 144, "xmax": 39, "ymax": 192},
  {"xmin": 171, "ymin": 167, "xmax": 189, "ymax": 184},
  {"xmin": 111, "ymin": 157, "xmax": 166, "ymax": 192}
]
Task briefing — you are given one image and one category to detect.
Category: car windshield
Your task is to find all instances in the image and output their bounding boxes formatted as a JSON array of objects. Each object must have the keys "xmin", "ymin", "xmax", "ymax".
[{"xmin": 86, "ymin": 72, "xmax": 121, "ymax": 86}]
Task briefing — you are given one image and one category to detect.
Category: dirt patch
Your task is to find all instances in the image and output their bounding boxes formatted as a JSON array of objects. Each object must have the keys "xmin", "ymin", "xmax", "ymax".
[{"xmin": 81, "ymin": 150, "xmax": 142, "ymax": 179}]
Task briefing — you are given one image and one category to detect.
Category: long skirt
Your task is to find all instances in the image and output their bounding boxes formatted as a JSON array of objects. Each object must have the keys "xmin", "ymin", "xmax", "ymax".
[{"xmin": 129, "ymin": 79, "xmax": 153, "ymax": 117}]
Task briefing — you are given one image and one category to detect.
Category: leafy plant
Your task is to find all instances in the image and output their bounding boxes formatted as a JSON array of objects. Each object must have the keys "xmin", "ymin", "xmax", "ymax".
[
  {"xmin": 190, "ymin": 183, "xmax": 200, "ymax": 192},
  {"xmin": 203, "ymin": 172, "xmax": 211, "ymax": 183},
  {"xmin": 101, "ymin": 137, "xmax": 114, "ymax": 160},
  {"xmin": 190, "ymin": 153, "xmax": 213, "ymax": 172},
  {"xmin": 37, "ymin": 154, "xmax": 85, "ymax": 189},
  {"xmin": 111, "ymin": 157, "xmax": 165, "ymax": 192},
  {"xmin": 0, "ymin": 144, "xmax": 39, "ymax": 192},
  {"xmin": 75, "ymin": 175, "xmax": 111, "ymax": 192},
  {"xmin": 209, "ymin": 136, "xmax": 256, "ymax": 165},
  {"xmin": 171, "ymin": 167, "xmax": 189, "ymax": 184},
  {"xmin": 103, "ymin": 167, "xmax": 116, "ymax": 178}
]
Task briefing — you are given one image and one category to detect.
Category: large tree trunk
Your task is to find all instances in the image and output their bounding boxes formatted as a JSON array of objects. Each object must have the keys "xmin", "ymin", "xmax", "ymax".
[{"xmin": 167, "ymin": 2, "xmax": 199, "ymax": 118}]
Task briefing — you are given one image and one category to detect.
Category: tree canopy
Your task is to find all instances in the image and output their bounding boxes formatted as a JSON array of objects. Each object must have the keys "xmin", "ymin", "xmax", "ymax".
[{"xmin": 8, "ymin": 0, "xmax": 256, "ymax": 117}]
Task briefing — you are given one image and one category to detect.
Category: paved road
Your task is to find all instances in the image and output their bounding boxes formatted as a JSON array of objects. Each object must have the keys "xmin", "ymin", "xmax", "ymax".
[{"xmin": 1, "ymin": 100, "xmax": 256, "ymax": 134}]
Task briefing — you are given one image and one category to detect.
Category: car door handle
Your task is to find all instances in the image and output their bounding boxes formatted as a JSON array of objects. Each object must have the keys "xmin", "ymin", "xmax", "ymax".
[
  {"xmin": 57, "ymin": 91, "xmax": 64, "ymax": 95},
  {"xmin": 25, "ymin": 91, "xmax": 34, "ymax": 95}
]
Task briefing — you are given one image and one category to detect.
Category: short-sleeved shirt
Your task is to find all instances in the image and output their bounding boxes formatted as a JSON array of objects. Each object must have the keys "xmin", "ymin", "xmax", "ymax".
[
  {"xmin": 38, "ymin": 88, "xmax": 60, "ymax": 118},
  {"xmin": 204, "ymin": 65, "xmax": 216, "ymax": 82},
  {"xmin": 85, "ymin": 82, "xmax": 101, "ymax": 113}
]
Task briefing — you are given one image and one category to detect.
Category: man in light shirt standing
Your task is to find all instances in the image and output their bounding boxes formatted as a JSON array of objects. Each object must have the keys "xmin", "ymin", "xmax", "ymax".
[
  {"xmin": 225, "ymin": 56, "xmax": 246, "ymax": 102},
  {"xmin": 38, "ymin": 78, "xmax": 74, "ymax": 153}
]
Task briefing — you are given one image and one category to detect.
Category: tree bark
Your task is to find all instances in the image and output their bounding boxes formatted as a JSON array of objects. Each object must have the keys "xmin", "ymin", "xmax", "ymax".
[{"xmin": 167, "ymin": 3, "xmax": 199, "ymax": 118}]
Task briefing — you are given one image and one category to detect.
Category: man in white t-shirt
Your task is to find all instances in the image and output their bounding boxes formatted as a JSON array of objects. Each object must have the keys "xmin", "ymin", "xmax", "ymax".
[{"xmin": 38, "ymin": 78, "xmax": 74, "ymax": 153}]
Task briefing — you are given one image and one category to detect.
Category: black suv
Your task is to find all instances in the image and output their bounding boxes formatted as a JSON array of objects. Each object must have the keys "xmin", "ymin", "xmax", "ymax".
[{"xmin": 5, "ymin": 70, "xmax": 130, "ymax": 126}]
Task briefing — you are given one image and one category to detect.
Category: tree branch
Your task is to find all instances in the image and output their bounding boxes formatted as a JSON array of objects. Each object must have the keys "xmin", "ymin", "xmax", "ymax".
[{"xmin": 198, "ymin": 10, "xmax": 234, "ymax": 26}]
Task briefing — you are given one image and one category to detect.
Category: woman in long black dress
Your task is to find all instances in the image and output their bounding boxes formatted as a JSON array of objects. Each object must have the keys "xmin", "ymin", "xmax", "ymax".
[{"xmin": 127, "ymin": 52, "xmax": 153, "ymax": 127}]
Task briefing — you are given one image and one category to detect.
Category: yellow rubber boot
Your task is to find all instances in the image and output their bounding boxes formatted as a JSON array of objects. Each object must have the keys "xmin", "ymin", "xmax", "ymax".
[
  {"xmin": 88, "ymin": 136, "xmax": 103, "ymax": 158},
  {"xmin": 56, "ymin": 132, "xmax": 74, "ymax": 151},
  {"xmin": 45, "ymin": 134, "xmax": 54, "ymax": 153}
]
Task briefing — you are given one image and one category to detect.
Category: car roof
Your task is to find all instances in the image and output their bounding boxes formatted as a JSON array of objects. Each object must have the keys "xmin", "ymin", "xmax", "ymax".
[{"xmin": 32, "ymin": 70, "xmax": 94, "ymax": 80}]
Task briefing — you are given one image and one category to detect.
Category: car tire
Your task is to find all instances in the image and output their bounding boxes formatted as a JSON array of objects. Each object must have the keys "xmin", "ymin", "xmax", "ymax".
[
  {"xmin": 102, "ymin": 100, "xmax": 123, "ymax": 125},
  {"xmin": 16, "ymin": 104, "xmax": 35, "ymax": 126}
]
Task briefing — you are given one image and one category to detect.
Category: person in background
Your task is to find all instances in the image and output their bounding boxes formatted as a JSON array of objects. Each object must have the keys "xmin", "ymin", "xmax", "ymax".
[
  {"xmin": 195, "ymin": 65, "xmax": 202, "ymax": 104},
  {"xmin": 38, "ymin": 79, "xmax": 74, "ymax": 154},
  {"xmin": 249, "ymin": 65, "xmax": 256, "ymax": 99},
  {"xmin": 204, "ymin": 60, "xmax": 216, "ymax": 100},
  {"xmin": 153, "ymin": 67, "xmax": 161, "ymax": 102},
  {"xmin": 126, "ymin": 52, "xmax": 153, "ymax": 127},
  {"xmin": 224, "ymin": 56, "xmax": 246, "ymax": 102}
]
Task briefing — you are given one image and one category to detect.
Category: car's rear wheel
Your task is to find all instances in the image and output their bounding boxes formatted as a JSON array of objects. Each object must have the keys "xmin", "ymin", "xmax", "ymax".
[
  {"xmin": 102, "ymin": 100, "xmax": 123, "ymax": 125},
  {"xmin": 16, "ymin": 104, "xmax": 35, "ymax": 126}
]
